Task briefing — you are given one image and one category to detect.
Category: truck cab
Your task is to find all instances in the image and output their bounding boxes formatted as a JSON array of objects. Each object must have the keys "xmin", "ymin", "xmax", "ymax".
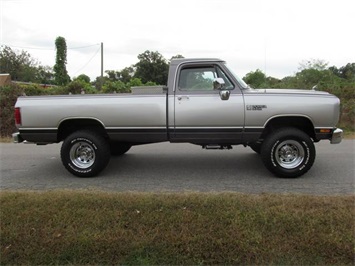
[{"xmin": 167, "ymin": 58, "xmax": 246, "ymax": 144}]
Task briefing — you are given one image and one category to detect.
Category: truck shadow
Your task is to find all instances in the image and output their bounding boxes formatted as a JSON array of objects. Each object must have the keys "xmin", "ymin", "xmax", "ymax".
[{"xmin": 105, "ymin": 150, "xmax": 271, "ymax": 181}]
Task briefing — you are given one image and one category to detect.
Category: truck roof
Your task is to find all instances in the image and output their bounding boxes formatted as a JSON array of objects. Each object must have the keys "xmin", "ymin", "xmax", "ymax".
[{"xmin": 170, "ymin": 58, "xmax": 225, "ymax": 66}]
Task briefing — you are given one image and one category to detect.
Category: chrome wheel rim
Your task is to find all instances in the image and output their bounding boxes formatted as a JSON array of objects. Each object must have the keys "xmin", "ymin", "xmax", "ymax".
[
  {"xmin": 275, "ymin": 140, "xmax": 304, "ymax": 169},
  {"xmin": 70, "ymin": 142, "xmax": 95, "ymax": 169}
]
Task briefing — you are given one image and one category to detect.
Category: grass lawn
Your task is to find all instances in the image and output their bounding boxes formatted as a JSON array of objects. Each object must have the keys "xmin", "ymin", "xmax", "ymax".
[{"xmin": 1, "ymin": 191, "xmax": 354, "ymax": 265}]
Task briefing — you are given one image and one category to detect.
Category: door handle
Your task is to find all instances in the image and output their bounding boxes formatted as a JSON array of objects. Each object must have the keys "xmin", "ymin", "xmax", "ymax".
[{"xmin": 177, "ymin": 96, "xmax": 189, "ymax": 101}]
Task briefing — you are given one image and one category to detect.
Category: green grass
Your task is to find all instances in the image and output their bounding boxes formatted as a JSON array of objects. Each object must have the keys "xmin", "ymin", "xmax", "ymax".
[{"xmin": 1, "ymin": 191, "xmax": 354, "ymax": 265}]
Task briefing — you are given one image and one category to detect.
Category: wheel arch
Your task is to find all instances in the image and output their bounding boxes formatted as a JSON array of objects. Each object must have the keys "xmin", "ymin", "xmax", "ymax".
[
  {"xmin": 58, "ymin": 118, "xmax": 107, "ymax": 142},
  {"xmin": 261, "ymin": 115, "xmax": 316, "ymax": 140}
]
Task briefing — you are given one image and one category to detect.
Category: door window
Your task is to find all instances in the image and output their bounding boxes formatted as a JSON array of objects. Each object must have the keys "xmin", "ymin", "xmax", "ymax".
[{"xmin": 178, "ymin": 66, "xmax": 234, "ymax": 91}]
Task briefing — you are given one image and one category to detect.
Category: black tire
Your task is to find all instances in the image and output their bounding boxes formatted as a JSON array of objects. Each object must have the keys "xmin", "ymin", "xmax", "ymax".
[
  {"xmin": 110, "ymin": 142, "xmax": 132, "ymax": 156},
  {"xmin": 249, "ymin": 142, "xmax": 262, "ymax": 154},
  {"xmin": 261, "ymin": 128, "xmax": 315, "ymax": 178},
  {"xmin": 61, "ymin": 130, "xmax": 111, "ymax": 177}
]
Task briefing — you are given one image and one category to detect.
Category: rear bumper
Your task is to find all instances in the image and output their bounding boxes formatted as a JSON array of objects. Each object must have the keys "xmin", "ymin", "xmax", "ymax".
[
  {"xmin": 12, "ymin": 132, "xmax": 23, "ymax": 143},
  {"xmin": 331, "ymin": 128, "xmax": 343, "ymax": 144}
]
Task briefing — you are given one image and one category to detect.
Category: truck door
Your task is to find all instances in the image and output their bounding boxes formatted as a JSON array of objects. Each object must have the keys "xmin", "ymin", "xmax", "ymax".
[{"xmin": 172, "ymin": 64, "xmax": 245, "ymax": 143}]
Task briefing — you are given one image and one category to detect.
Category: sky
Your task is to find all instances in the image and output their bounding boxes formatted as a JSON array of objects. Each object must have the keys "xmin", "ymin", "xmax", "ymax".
[{"xmin": 1, "ymin": 0, "xmax": 355, "ymax": 82}]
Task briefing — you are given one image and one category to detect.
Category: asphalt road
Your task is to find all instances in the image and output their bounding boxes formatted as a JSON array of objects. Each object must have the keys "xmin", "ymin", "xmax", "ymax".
[{"xmin": 0, "ymin": 140, "xmax": 354, "ymax": 195}]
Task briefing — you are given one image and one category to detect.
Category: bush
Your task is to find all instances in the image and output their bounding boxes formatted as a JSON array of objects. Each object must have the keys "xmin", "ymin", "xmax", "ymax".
[
  {"xmin": 21, "ymin": 84, "xmax": 46, "ymax": 96},
  {"xmin": 102, "ymin": 80, "xmax": 129, "ymax": 93},
  {"xmin": 66, "ymin": 80, "xmax": 87, "ymax": 94},
  {"xmin": 0, "ymin": 85, "xmax": 23, "ymax": 137},
  {"xmin": 46, "ymin": 86, "xmax": 69, "ymax": 95},
  {"xmin": 83, "ymin": 85, "xmax": 98, "ymax": 94}
]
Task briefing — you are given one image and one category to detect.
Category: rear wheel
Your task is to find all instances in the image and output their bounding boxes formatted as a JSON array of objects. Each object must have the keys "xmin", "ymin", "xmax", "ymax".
[
  {"xmin": 261, "ymin": 128, "xmax": 315, "ymax": 178},
  {"xmin": 61, "ymin": 130, "xmax": 110, "ymax": 177}
]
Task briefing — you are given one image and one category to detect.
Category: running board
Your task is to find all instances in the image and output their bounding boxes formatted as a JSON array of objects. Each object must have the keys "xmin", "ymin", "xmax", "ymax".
[{"xmin": 202, "ymin": 145, "xmax": 233, "ymax": 150}]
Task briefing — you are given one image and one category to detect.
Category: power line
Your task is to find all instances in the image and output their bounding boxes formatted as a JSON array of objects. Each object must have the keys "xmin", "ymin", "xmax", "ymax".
[
  {"xmin": 68, "ymin": 44, "xmax": 100, "ymax": 50},
  {"xmin": 2, "ymin": 43, "xmax": 100, "ymax": 51},
  {"xmin": 1, "ymin": 44, "xmax": 53, "ymax": 51},
  {"xmin": 72, "ymin": 46, "xmax": 101, "ymax": 76}
]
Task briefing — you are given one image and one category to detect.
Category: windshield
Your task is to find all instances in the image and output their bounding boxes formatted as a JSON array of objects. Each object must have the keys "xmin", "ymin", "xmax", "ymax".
[{"xmin": 224, "ymin": 64, "xmax": 248, "ymax": 89}]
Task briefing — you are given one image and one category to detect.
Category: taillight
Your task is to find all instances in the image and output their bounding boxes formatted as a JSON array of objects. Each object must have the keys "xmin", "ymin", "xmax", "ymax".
[{"xmin": 15, "ymin": 107, "xmax": 22, "ymax": 126}]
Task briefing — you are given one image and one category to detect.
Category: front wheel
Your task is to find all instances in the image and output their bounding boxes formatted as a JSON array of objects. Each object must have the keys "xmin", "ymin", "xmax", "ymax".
[
  {"xmin": 261, "ymin": 128, "xmax": 315, "ymax": 178},
  {"xmin": 61, "ymin": 130, "xmax": 111, "ymax": 177}
]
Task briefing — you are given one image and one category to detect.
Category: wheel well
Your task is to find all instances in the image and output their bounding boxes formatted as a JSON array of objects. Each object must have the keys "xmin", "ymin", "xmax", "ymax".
[
  {"xmin": 262, "ymin": 117, "xmax": 315, "ymax": 140},
  {"xmin": 58, "ymin": 119, "xmax": 107, "ymax": 142}
]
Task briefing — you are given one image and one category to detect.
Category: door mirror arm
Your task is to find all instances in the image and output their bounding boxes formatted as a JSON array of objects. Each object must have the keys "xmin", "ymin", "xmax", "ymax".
[{"xmin": 213, "ymin": 78, "xmax": 225, "ymax": 90}]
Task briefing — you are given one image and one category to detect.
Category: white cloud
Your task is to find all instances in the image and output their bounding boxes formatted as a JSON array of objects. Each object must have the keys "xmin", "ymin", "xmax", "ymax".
[{"xmin": 1, "ymin": 0, "xmax": 354, "ymax": 81}]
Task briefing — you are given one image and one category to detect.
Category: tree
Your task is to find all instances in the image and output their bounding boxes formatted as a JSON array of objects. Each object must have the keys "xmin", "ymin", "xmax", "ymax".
[
  {"xmin": 36, "ymin": 65, "xmax": 54, "ymax": 84},
  {"xmin": 0, "ymin": 45, "xmax": 32, "ymax": 80},
  {"xmin": 0, "ymin": 45, "xmax": 53, "ymax": 83},
  {"xmin": 170, "ymin": 54, "xmax": 184, "ymax": 62},
  {"xmin": 75, "ymin": 74, "xmax": 90, "ymax": 83},
  {"xmin": 54, "ymin": 36, "xmax": 70, "ymax": 85},
  {"xmin": 134, "ymin": 50, "xmax": 169, "ymax": 85},
  {"xmin": 299, "ymin": 59, "xmax": 328, "ymax": 71},
  {"xmin": 117, "ymin": 66, "xmax": 135, "ymax": 83},
  {"xmin": 106, "ymin": 66, "xmax": 134, "ymax": 83},
  {"xmin": 330, "ymin": 63, "xmax": 355, "ymax": 81},
  {"xmin": 294, "ymin": 60, "xmax": 340, "ymax": 89},
  {"xmin": 243, "ymin": 69, "xmax": 268, "ymax": 88}
]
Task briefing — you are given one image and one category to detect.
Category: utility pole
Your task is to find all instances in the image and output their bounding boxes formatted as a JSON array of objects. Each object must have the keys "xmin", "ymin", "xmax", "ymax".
[
  {"xmin": 99, "ymin": 42, "xmax": 103, "ymax": 90},
  {"xmin": 101, "ymin": 42, "xmax": 103, "ymax": 79}
]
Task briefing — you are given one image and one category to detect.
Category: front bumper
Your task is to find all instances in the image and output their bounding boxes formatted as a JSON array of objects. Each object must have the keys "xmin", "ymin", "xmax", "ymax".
[{"xmin": 331, "ymin": 128, "xmax": 343, "ymax": 144}]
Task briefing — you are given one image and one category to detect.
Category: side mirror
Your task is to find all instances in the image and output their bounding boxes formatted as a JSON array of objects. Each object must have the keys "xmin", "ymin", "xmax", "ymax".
[
  {"xmin": 219, "ymin": 90, "xmax": 230, "ymax": 100},
  {"xmin": 213, "ymin": 78, "xmax": 230, "ymax": 100},
  {"xmin": 213, "ymin": 78, "xmax": 225, "ymax": 90}
]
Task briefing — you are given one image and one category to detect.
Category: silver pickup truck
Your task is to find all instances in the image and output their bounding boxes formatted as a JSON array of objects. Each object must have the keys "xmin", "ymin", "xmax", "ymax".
[{"xmin": 13, "ymin": 58, "xmax": 343, "ymax": 178}]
